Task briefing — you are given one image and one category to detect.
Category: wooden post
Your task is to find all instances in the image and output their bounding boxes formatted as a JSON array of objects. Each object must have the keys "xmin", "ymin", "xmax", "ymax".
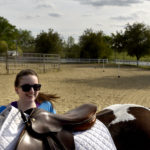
[
  {"xmin": 117, "ymin": 63, "xmax": 120, "ymax": 78},
  {"xmin": 103, "ymin": 59, "xmax": 105, "ymax": 72},
  {"xmin": 43, "ymin": 54, "xmax": 46, "ymax": 73},
  {"xmin": 5, "ymin": 49, "xmax": 9, "ymax": 74}
]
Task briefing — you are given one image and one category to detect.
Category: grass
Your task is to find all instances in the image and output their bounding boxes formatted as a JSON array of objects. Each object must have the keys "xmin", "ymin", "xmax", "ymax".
[{"xmin": 109, "ymin": 51, "xmax": 150, "ymax": 61}]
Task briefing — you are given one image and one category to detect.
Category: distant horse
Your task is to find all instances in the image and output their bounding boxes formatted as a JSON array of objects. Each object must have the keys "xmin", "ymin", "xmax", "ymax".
[
  {"xmin": 96, "ymin": 104, "xmax": 150, "ymax": 150},
  {"xmin": 0, "ymin": 104, "xmax": 116, "ymax": 150}
]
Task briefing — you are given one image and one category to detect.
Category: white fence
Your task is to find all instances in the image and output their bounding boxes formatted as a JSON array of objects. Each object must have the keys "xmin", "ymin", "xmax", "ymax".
[
  {"xmin": 114, "ymin": 59, "xmax": 150, "ymax": 66},
  {"xmin": 61, "ymin": 58, "xmax": 108, "ymax": 64},
  {"xmin": 1, "ymin": 55, "xmax": 150, "ymax": 74},
  {"xmin": 0, "ymin": 53, "xmax": 61, "ymax": 74}
]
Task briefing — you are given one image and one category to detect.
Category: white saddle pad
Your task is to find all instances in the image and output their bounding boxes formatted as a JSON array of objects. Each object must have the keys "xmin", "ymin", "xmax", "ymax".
[
  {"xmin": 73, "ymin": 119, "xmax": 116, "ymax": 150},
  {"xmin": 0, "ymin": 105, "xmax": 25, "ymax": 150}
]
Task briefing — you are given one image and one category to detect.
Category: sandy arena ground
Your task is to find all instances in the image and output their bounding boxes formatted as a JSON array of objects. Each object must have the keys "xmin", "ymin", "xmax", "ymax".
[{"xmin": 0, "ymin": 64, "xmax": 150, "ymax": 114}]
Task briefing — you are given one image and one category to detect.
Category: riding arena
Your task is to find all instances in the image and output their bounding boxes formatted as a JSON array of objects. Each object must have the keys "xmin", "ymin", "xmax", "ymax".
[
  {"xmin": 0, "ymin": 54, "xmax": 150, "ymax": 112},
  {"xmin": 1, "ymin": 54, "xmax": 150, "ymax": 149}
]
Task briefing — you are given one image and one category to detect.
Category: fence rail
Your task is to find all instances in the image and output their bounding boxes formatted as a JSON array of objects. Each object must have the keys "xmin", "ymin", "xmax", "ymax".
[
  {"xmin": 0, "ymin": 53, "xmax": 61, "ymax": 74},
  {"xmin": 1, "ymin": 54, "xmax": 150, "ymax": 74},
  {"xmin": 61, "ymin": 58, "xmax": 108, "ymax": 63}
]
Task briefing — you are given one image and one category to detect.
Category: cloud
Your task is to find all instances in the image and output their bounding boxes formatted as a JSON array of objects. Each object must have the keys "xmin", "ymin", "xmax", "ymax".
[
  {"xmin": 0, "ymin": 0, "xmax": 18, "ymax": 6},
  {"xmin": 74, "ymin": 0, "xmax": 144, "ymax": 7},
  {"xmin": 33, "ymin": 0, "xmax": 55, "ymax": 9},
  {"xmin": 111, "ymin": 13, "xmax": 138, "ymax": 21},
  {"xmin": 96, "ymin": 23, "xmax": 103, "ymax": 27},
  {"xmin": 111, "ymin": 16, "xmax": 134, "ymax": 21},
  {"xmin": 25, "ymin": 15, "xmax": 40, "ymax": 19},
  {"xmin": 82, "ymin": 14, "xmax": 92, "ymax": 17},
  {"xmin": 36, "ymin": 4, "xmax": 53, "ymax": 9},
  {"xmin": 48, "ymin": 13, "xmax": 62, "ymax": 18}
]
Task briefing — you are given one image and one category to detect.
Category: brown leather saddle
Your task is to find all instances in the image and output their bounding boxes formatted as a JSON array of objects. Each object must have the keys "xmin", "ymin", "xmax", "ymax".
[{"xmin": 15, "ymin": 103, "xmax": 97, "ymax": 150}]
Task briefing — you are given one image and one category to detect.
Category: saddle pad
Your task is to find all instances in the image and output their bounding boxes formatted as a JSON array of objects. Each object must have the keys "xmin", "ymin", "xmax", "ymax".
[
  {"xmin": 0, "ymin": 105, "xmax": 25, "ymax": 150},
  {"xmin": 73, "ymin": 119, "xmax": 116, "ymax": 150}
]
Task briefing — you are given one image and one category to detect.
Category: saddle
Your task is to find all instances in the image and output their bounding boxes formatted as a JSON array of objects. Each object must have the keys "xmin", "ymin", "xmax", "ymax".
[{"xmin": 15, "ymin": 103, "xmax": 97, "ymax": 150}]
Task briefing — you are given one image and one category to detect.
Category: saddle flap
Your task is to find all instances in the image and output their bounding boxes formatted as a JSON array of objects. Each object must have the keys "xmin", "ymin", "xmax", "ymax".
[
  {"xmin": 52, "ymin": 103, "xmax": 97, "ymax": 131},
  {"xmin": 29, "ymin": 109, "xmax": 63, "ymax": 134}
]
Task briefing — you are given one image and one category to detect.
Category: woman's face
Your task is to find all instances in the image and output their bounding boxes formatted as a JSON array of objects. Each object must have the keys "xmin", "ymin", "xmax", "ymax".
[{"xmin": 15, "ymin": 75, "xmax": 40, "ymax": 103}]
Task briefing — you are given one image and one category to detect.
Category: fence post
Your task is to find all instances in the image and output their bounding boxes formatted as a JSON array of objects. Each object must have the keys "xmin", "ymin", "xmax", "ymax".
[
  {"xmin": 102, "ymin": 59, "xmax": 105, "ymax": 72},
  {"xmin": 117, "ymin": 61, "xmax": 120, "ymax": 78},
  {"xmin": 43, "ymin": 54, "xmax": 46, "ymax": 73},
  {"xmin": 5, "ymin": 52, "xmax": 9, "ymax": 74}
]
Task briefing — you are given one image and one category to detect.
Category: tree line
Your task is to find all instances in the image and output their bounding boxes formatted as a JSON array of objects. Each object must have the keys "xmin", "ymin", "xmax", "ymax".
[{"xmin": 1, "ymin": 16, "xmax": 150, "ymax": 65}]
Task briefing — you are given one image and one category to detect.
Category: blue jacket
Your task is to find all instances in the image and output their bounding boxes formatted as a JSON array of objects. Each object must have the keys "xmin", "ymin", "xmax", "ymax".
[
  {"xmin": 38, "ymin": 101, "xmax": 56, "ymax": 114},
  {"xmin": 0, "ymin": 101, "xmax": 56, "ymax": 114}
]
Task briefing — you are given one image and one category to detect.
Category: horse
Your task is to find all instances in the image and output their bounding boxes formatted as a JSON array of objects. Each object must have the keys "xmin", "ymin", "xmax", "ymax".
[
  {"xmin": 0, "ymin": 104, "xmax": 116, "ymax": 150},
  {"xmin": 96, "ymin": 104, "xmax": 150, "ymax": 150},
  {"xmin": 2, "ymin": 103, "xmax": 149, "ymax": 150}
]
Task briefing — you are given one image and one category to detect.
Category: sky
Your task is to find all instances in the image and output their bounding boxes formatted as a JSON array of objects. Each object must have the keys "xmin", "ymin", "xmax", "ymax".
[{"xmin": 0, "ymin": 0, "xmax": 150, "ymax": 42}]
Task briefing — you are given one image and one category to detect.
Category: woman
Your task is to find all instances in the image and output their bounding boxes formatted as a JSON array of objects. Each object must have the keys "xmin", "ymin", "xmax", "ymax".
[{"xmin": 0, "ymin": 69, "xmax": 57, "ymax": 113}]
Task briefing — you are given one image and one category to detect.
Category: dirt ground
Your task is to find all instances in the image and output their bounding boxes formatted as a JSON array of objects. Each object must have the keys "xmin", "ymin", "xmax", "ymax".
[{"xmin": 1, "ymin": 64, "xmax": 150, "ymax": 114}]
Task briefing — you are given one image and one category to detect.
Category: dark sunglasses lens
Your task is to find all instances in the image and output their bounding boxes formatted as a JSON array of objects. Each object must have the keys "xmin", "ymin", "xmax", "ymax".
[
  {"xmin": 33, "ymin": 84, "xmax": 41, "ymax": 91},
  {"xmin": 21, "ymin": 84, "xmax": 41, "ymax": 92},
  {"xmin": 21, "ymin": 84, "xmax": 31, "ymax": 92}
]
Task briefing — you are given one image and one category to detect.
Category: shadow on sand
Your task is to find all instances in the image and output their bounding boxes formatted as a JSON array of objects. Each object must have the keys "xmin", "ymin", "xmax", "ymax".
[{"xmin": 63, "ymin": 74, "xmax": 150, "ymax": 90}]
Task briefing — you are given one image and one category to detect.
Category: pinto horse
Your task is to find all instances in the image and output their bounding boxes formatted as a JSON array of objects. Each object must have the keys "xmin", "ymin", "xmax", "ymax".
[
  {"xmin": 96, "ymin": 104, "xmax": 150, "ymax": 150},
  {"xmin": 1, "ymin": 103, "xmax": 149, "ymax": 150}
]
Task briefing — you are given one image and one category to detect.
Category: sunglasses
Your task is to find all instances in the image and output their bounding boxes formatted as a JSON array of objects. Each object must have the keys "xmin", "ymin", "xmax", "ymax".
[{"xmin": 20, "ymin": 84, "xmax": 41, "ymax": 92}]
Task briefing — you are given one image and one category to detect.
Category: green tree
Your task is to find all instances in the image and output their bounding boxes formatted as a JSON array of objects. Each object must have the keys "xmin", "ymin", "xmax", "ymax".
[
  {"xmin": 111, "ymin": 31, "xmax": 127, "ymax": 60},
  {"xmin": 15, "ymin": 29, "xmax": 35, "ymax": 52},
  {"xmin": 124, "ymin": 23, "xmax": 150, "ymax": 65},
  {"xmin": 111, "ymin": 31, "xmax": 126, "ymax": 52},
  {"xmin": 63, "ymin": 36, "xmax": 81, "ymax": 58},
  {"xmin": 0, "ymin": 16, "xmax": 16, "ymax": 44},
  {"xmin": 112, "ymin": 22, "xmax": 150, "ymax": 66},
  {"xmin": 0, "ymin": 16, "xmax": 34, "ymax": 53},
  {"xmin": 103, "ymin": 35, "xmax": 113, "ymax": 58},
  {"xmin": 67, "ymin": 36, "xmax": 75, "ymax": 48},
  {"xmin": 79, "ymin": 29, "xmax": 112, "ymax": 59},
  {"xmin": 35, "ymin": 29, "xmax": 63, "ymax": 54},
  {"xmin": 0, "ymin": 40, "xmax": 8, "ymax": 54}
]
